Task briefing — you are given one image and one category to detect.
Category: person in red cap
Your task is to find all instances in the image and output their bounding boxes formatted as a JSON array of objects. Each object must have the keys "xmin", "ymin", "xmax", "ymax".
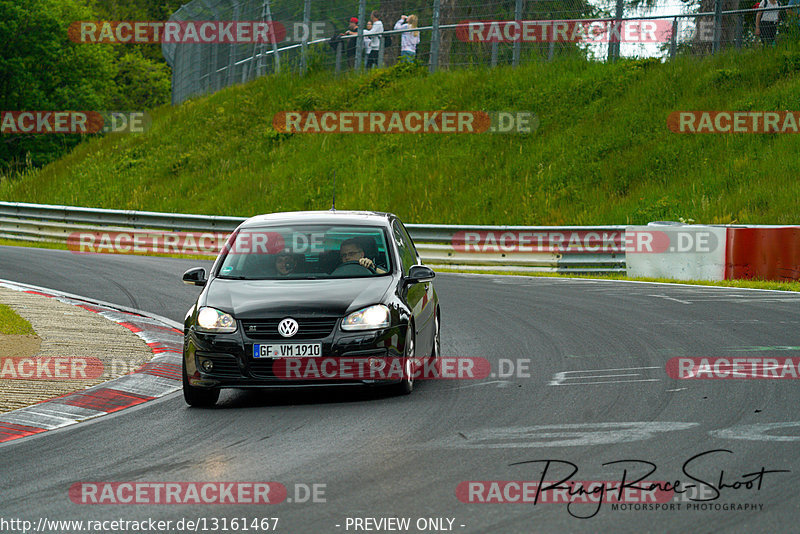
[
  {"xmin": 338, "ymin": 17, "xmax": 359, "ymax": 67},
  {"xmin": 755, "ymin": 0, "xmax": 781, "ymax": 45}
]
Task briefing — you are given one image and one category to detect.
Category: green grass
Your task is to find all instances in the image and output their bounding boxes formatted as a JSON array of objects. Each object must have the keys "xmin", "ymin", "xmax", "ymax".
[
  {"xmin": 0, "ymin": 238, "xmax": 68, "ymax": 251},
  {"xmin": 2, "ymin": 45, "xmax": 800, "ymax": 226},
  {"xmin": 0, "ymin": 304, "xmax": 36, "ymax": 335}
]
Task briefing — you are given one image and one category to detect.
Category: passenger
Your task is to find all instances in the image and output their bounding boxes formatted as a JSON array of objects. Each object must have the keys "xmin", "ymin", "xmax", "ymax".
[
  {"xmin": 275, "ymin": 251, "xmax": 299, "ymax": 276},
  {"xmin": 394, "ymin": 14, "xmax": 420, "ymax": 61}
]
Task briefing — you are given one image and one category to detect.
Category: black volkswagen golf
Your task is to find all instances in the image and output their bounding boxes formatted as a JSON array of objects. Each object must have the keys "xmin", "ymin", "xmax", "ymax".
[{"xmin": 181, "ymin": 211, "xmax": 440, "ymax": 406}]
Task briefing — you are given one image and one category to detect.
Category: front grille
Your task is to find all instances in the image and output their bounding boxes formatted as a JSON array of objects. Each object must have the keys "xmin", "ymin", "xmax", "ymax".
[
  {"xmin": 247, "ymin": 358, "xmax": 370, "ymax": 383},
  {"xmin": 248, "ymin": 358, "xmax": 276, "ymax": 378},
  {"xmin": 241, "ymin": 317, "xmax": 339, "ymax": 340},
  {"xmin": 196, "ymin": 353, "xmax": 241, "ymax": 377}
]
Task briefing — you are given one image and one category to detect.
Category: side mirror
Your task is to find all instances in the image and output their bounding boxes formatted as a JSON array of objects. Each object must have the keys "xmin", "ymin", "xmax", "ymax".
[
  {"xmin": 404, "ymin": 265, "xmax": 435, "ymax": 285},
  {"xmin": 182, "ymin": 267, "xmax": 207, "ymax": 286}
]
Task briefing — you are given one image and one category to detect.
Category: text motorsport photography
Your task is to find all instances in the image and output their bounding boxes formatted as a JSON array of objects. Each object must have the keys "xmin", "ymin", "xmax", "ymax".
[{"xmin": 457, "ymin": 449, "xmax": 784, "ymax": 519}]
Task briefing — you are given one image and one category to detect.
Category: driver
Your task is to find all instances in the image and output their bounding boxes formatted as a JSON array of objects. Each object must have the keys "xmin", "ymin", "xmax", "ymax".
[{"xmin": 339, "ymin": 237, "xmax": 387, "ymax": 274}]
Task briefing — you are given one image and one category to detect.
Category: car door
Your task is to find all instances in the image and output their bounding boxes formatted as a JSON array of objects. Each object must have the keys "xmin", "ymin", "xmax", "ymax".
[{"xmin": 393, "ymin": 220, "xmax": 435, "ymax": 356}]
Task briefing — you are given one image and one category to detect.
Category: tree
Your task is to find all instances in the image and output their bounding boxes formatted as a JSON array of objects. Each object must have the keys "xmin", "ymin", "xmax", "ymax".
[
  {"xmin": 0, "ymin": 0, "xmax": 117, "ymax": 173},
  {"xmin": 0, "ymin": 0, "xmax": 174, "ymax": 174},
  {"xmin": 87, "ymin": 0, "xmax": 183, "ymax": 64}
]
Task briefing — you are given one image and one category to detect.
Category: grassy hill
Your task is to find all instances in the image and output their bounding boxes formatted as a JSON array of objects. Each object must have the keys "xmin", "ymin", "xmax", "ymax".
[{"xmin": 2, "ymin": 44, "xmax": 800, "ymax": 225}]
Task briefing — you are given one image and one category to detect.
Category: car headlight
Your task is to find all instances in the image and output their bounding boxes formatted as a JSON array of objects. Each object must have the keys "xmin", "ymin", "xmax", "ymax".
[
  {"xmin": 196, "ymin": 307, "xmax": 237, "ymax": 333},
  {"xmin": 341, "ymin": 304, "xmax": 391, "ymax": 331}
]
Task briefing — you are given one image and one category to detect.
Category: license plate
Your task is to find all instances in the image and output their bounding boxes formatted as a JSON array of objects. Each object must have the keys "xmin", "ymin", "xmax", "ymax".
[{"xmin": 253, "ymin": 343, "xmax": 322, "ymax": 358}]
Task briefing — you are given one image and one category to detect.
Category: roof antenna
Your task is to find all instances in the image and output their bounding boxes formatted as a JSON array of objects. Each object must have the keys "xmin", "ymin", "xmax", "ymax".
[{"xmin": 330, "ymin": 170, "xmax": 336, "ymax": 211}]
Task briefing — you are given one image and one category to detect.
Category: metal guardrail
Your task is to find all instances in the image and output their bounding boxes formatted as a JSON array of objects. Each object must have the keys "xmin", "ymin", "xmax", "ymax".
[{"xmin": 0, "ymin": 202, "xmax": 625, "ymax": 273}]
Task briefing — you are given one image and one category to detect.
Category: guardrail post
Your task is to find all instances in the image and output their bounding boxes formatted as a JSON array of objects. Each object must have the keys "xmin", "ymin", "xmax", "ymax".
[
  {"xmin": 300, "ymin": 0, "xmax": 311, "ymax": 74},
  {"xmin": 430, "ymin": 0, "xmax": 441, "ymax": 74},
  {"xmin": 607, "ymin": 0, "xmax": 624, "ymax": 62},
  {"xmin": 669, "ymin": 17, "xmax": 678, "ymax": 59},
  {"xmin": 256, "ymin": 1, "xmax": 267, "ymax": 77},
  {"xmin": 355, "ymin": 0, "xmax": 366, "ymax": 71},
  {"xmin": 227, "ymin": 1, "xmax": 239, "ymax": 85},
  {"xmin": 512, "ymin": 0, "xmax": 523, "ymax": 67},
  {"xmin": 713, "ymin": 0, "xmax": 722, "ymax": 53},
  {"xmin": 735, "ymin": 13, "xmax": 743, "ymax": 48},
  {"xmin": 209, "ymin": 4, "xmax": 220, "ymax": 91},
  {"xmin": 265, "ymin": 0, "xmax": 280, "ymax": 74},
  {"xmin": 200, "ymin": 19, "xmax": 213, "ymax": 92},
  {"xmin": 335, "ymin": 42, "xmax": 343, "ymax": 75}
]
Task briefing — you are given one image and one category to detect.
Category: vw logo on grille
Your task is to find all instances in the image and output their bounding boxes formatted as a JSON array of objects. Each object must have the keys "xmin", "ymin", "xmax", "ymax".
[{"xmin": 278, "ymin": 318, "xmax": 299, "ymax": 338}]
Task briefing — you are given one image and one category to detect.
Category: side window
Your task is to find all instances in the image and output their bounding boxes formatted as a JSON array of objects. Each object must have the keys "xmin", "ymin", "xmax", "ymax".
[
  {"xmin": 398, "ymin": 222, "xmax": 420, "ymax": 262},
  {"xmin": 392, "ymin": 222, "xmax": 416, "ymax": 275}
]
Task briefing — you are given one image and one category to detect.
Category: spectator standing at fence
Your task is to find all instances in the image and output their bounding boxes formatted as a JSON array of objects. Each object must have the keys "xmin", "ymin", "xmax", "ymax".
[
  {"xmin": 756, "ymin": 0, "xmax": 780, "ymax": 45},
  {"xmin": 340, "ymin": 17, "xmax": 359, "ymax": 67},
  {"xmin": 363, "ymin": 11, "xmax": 384, "ymax": 68},
  {"xmin": 394, "ymin": 14, "xmax": 420, "ymax": 61}
]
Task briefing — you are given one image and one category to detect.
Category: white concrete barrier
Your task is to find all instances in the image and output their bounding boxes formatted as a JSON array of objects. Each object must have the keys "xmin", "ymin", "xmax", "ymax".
[{"xmin": 625, "ymin": 225, "xmax": 727, "ymax": 281}]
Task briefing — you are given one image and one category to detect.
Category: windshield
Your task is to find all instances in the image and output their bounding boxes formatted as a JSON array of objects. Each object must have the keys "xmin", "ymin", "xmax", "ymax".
[{"xmin": 215, "ymin": 224, "xmax": 392, "ymax": 280}]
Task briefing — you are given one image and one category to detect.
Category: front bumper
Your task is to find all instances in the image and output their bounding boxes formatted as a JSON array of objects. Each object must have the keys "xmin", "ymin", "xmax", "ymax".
[{"xmin": 184, "ymin": 322, "xmax": 408, "ymax": 389}]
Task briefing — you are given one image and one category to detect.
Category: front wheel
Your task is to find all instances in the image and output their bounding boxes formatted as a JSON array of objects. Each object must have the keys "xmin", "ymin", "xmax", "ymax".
[
  {"xmin": 182, "ymin": 358, "xmax": 220, "ymax": 407},
  {"xmin": 394, "ymin": 327, "xmax": 416, "ymax": 395},
  {"xmin": 432, "ymin": 310, "xmax": 441, "ymax": 360}
]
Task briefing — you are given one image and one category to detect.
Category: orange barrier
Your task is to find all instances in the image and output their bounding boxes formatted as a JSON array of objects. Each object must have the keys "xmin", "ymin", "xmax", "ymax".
[{"xmin": 725, "ymin": 227, "xmax": 800, "ymax": 281}]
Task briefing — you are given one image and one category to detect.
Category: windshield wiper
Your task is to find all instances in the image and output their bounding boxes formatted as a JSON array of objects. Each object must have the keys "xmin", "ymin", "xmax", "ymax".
[{"xmin": 216, "ymin": 275, "xmax": 247, "ymax": 280}]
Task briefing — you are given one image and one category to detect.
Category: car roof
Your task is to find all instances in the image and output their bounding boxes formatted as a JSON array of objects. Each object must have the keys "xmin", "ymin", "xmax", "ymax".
[{"xmin": 239, "ymin": 210, "xmax": 397, "ymax": 229}]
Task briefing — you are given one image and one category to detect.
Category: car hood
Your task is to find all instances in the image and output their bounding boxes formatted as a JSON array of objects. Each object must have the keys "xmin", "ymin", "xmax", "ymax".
[{"xmin": 203, "ymin": 277, "xmax": 394, "ymax": 318}]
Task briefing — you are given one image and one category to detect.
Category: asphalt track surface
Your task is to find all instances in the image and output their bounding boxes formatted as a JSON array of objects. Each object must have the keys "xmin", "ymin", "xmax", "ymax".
[{"xmin": 1, "ymin": 245, "xmax": 800, "ymax": 533}]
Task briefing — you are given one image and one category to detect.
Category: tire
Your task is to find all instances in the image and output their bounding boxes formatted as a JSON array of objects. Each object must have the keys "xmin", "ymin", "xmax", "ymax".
[
  {"xmin": 394, "ymin": 326, "xmax": 416, "ymax": 395},
  {"xmin": 427, "ymin": 310, "xmax": 442, "ymax": 377},
  {"xmin": 182, "ymin": 357, "xmax": 220, "ymax": 407},
  {"xmin": 432, "ymin": 310, "xmax": 441, "ymax": 360}
]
